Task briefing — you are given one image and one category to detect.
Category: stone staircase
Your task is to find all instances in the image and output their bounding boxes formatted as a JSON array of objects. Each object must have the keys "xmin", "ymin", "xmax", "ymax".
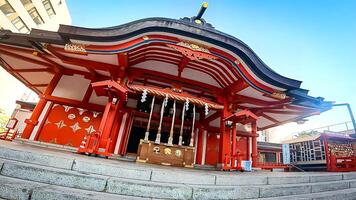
[{"xmin": 1, "ymin": 141, "xmax": 356, "ymax": 200}]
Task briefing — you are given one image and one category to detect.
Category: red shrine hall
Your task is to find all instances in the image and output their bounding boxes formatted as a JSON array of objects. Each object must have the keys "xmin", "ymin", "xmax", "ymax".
[{"xmin": 0, "ymin": 5, "xmax": 332, "ymax": 169}]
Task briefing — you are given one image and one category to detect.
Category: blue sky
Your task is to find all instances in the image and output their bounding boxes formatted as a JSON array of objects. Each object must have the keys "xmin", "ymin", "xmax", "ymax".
[{"xmin": 66, "ymin": 0, "xmax": 356, "ymax": 134}]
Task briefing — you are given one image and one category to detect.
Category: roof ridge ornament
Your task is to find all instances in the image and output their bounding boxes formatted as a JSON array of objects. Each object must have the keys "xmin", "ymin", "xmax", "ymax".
[{"xmin": 180, "ymin": 2, "xmax": 214, "ymax": 29}]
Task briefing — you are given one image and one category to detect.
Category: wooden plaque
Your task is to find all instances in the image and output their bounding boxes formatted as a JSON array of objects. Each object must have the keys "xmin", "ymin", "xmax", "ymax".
[{"xmin": 137, "ymin": 140, "xmax": 195, "ymax": 167}]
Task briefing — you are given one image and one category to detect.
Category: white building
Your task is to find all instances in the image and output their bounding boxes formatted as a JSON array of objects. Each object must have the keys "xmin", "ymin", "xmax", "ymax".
[
  {"xmin": 0, "ymin": 0, "xmax": 71, "ymax": 32},
  {"xmin": 0, "ymin": 0, "xmax": 71, "ymax": 116}
]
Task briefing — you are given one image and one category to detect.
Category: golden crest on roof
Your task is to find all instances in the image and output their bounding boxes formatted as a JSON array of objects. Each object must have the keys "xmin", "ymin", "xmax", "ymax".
[
  {"xmin": 177, "ymin": 41, "xmax": 210, "ymax": 53},
  {"xmin": 271, "ymin": 92, "xmax": 287, "ymax": 99},
  {"xmin": 64, "ymin": 43, "xmax": 87, "ymax": 54},
  {"xmin": 167, "ymin": 41, "xmax": 217, "ymax": 61}
]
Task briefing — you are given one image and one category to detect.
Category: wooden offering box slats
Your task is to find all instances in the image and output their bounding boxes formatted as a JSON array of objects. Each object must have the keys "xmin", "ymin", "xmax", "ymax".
[{"xmin": 136, "ymin": 140, "xmax": 194, "ymax": 167}]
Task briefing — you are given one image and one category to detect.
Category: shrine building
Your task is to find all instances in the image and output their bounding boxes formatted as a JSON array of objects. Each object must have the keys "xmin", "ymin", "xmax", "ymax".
[{"xmin": 0, "ymin": 3, "xmax": 332, "ymax": 169}]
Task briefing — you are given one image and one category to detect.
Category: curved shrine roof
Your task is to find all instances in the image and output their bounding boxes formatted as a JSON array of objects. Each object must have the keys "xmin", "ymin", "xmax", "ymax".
[{"xmin": 0, "ymin": 16, "xmax": 333, "ymax": 130}]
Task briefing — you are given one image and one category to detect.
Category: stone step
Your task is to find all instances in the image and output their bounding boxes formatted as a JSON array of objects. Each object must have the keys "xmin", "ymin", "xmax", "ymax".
[
  {"xmin": 2, "ymin": 143, "xmax": 356, "ymax": 187},
  {"xmin": 0, "ymin": 175, "xmax": 149, "ymax": 200},
  {"xmin": 1, "ymin": 161, "xmax": 108, "ymax": 192},
  {"xmin": 0, "ymin": 175, "xmax": 46, "ymax": 200},
  {"xmin": 0, "ymin": 145, "xmax": 74, "ymax": 170},
  {"xmin": 259, "ymin": 187, "xmax": 356, "ymax": 200},
  {"xmin": 2, "ymin": 173, "xmax": 356, "ymax": 200},
  {"xmin": 2, "ymin": 158, "xmax": 356, "ymax": 199}
]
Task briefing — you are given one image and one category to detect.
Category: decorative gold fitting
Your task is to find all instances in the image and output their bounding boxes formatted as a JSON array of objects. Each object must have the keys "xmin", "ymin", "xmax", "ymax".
[
  {"xmin": 271, "ymin": 92, "xmax": 287, "ymax": 100},
  {"xmin": 64, "ymin": 43, "xmax": 87, "ymax": 54},
  {"xmin": 32, "ymin": 51, "xmax": 38, "ymax": 56},
  {"xmin": 202, "ymin": 2, "xmax": 208, "ymax": 8}
]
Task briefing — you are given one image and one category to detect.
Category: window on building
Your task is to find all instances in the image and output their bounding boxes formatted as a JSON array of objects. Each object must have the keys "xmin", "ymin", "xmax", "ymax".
[
  {"xmin": 0, "ymin": 0, "xmax": 15, "ymax": 16},
  {"xmin": 42, "ymin": 0, "xmax": 55, "ymax": 17},
  {"xmin": 20, "ymin": 0, "xmax": 32, "ymax": 6},
  {"xmin": 11, "ymin": 17, "xmax": 30, "ymax": 33},
  {"xmin": 28, "ymin": 7, "xmax": 44, "ymax": 25}
]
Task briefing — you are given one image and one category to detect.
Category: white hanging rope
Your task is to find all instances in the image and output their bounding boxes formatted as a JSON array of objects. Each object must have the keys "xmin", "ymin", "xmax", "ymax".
[
  {"xmin": 179, "ymin": 103, "xmax": 186, "ymax": 146},
  {"xmin": 144, "ymin": 96, "xmax": 155, "ymax": 142},
  {"xmin": 167, "ymin": 100, "xmax": 176, "ymax": 146},
  {"xmin": 155, "ymin": 94, "xmax": 168, "ymax": 144},
  {"xmin": 189, "ymin": 104, "xmax": 196, "ymax": 147}
]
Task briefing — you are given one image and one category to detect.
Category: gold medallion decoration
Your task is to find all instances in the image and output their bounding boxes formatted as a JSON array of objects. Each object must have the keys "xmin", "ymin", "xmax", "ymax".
[
  {"xmin": 153, "ymin": 146, "xmax": 160, "ymax": 154},
  {"xmin": 167, "ymin": 42, "xmax": 217, "ymax": 61},
  {"xmin": 67, "ymin": 114, "xmax": 76, "ymax": 120},
  {"xmin": 175, "ymin": 149, "xmax": 182, "ymax": 157},
  {"xmin": 271, "ymin": 92, "xmax": 286, "ymax": 100},
  {"xmin": 82, "ymin": 116, "xmax": 91, "ymax": 123},
  {"xmin": 64, "ymin": 43, "xmax": 87, "ymax": 54},
  {"xmin": 164, "ymin": 148, "xmax": 172, "ymax": 155}
]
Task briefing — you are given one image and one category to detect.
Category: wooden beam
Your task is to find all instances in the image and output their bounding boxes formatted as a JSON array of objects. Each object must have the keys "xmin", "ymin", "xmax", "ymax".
[
  {"xmin": 260, "ymin": 113, "xmax": 279, "ymax": 123},
  {"xmin": 231, "ymin": 94, "xmax": 290, "ymax": 107},
  {"xmin": 0, "ymin": 57, "xmax": 42, "ymax": 94},
  {"xmin": 203, "ymin": 111, "xmax": 221, "ymax": 124},
  {"xmin": 261, "ymin": 110, "xmax": 304, "ymax": 115},
  {"xmin": 13, "ymin": 68, "xmax": 53, "ymax": 73},
  {"xmin": 118, "ymin": 53, "xmax": 128, "ymax": 69},
  {"xmin": 42, "ymin": 94, "xmax": 105, "ymax": 111},
  {"xmin": 225, "ymin": 78, "xmax": 248, "ymax": 95},
  {"xmin": 47, "ymin": 45, "xmax": 117, "ymax": 72},
  {"xmin": 30, "ymin": 83, "xmax": 49, "ymax": 87},
  {"xmin": 128, "ymin": 68, "xmax": 222, "ymax": 95},
  {"xmin": 0, "ymin": 49, "xmax": 53, "ymax": 69},
  {"xmin": 178, "ymin": 57, "xmax": 189, "ymax": 77}
]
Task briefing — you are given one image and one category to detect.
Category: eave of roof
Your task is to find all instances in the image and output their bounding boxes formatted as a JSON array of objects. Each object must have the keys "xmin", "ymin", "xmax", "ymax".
[{"xmin": 0, "ymin": 17, "xmax": 332, "ymax": 114}]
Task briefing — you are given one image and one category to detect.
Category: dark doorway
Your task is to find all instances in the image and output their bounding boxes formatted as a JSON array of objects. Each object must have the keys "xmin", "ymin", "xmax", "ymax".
[{"xmin": 126, "ymin": 126, "xmax": 145, "ymax": 154}]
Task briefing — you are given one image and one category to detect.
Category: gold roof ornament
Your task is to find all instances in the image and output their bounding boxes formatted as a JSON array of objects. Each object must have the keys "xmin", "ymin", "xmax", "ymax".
[
  {"xmin": 271, "ymin": 92, "xmax": 287, "ymax": 99},
  {"xmin": 167, "ymin": 41, "xmax": 217, "ymax": 61},
  {"xmin": 64, "ymin": 43, "xmax": 87, "ymax": 54}
]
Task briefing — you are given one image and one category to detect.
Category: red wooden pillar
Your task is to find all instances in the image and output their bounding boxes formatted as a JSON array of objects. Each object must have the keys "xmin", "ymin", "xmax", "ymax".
[
  {"xmin": 21, "ymin": 98, "xmax": 47, "ymax": 139},
  {"xmin": 99, "ymin": 102, "xmax": 119, "ymax": 146},
  {"xmin": 219, "ymin": 116, "xmax": 232, "ymax": 166},
  {"xmin": 251, "ymin": 121, "xmax": 258, "ymax": 167},
  {"xmin": 323, "ymin": 138, "xmax": 330, "ymax": 171},
  {"xmin": 246, "ymin": 136, "xmax": 250, "ymax": 161},
  {"xmin": 195, "ymin": 125, "xmax": 204, "ymax": 165},
  {"xmin": 119, "ymin": 111, "xmax": 134, "ymax": 155},
  {"xmin": 108, "ymin": 110, "xmax": 124, "ymax": 153},
  {"xmin": 96, "ymin": 98, "xmax": 123, "ymax": 152},
  {"xmin": 231, "ymin": 122, "xmax": 237, "ymax": 156},
  {"xmin": 22, "ymin": 73, "xmax": 61, "ymax": 139},
  {"xmin": 231, "ymin": 122, "xmax": 237, "ymax": 167}
]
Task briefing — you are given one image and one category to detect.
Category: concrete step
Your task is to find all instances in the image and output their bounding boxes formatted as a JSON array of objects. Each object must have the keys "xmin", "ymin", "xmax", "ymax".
[
  {"xmin": 2, "ymin": 158, "xmax": 356, "ymax": 199},
  {"xmin": 2, "ymin": 142, "xmax": 356, "ymax": 187},
  {"xmin": 1, "ymin": 161, "xmax": 108, "ymax": 192},
  {"xmin": 0, "ymin": 175, "xmax": 149, "ymax": 200},
  {"xmin": 259, "ymin": 187, "xmax": 356, "ymax": 200},
  {"xmin": 0, "ymin": 145, "xmax": 74, "ymax": 170},
  {"xmin": 2, "ymin": 141, "xmax": 356, "ymax": 199}
]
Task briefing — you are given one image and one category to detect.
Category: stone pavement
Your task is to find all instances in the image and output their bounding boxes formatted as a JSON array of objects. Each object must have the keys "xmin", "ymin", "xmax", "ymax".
[{"xmin": 1, "ymin": 140, "xmax": 356, "ymax": 199}]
